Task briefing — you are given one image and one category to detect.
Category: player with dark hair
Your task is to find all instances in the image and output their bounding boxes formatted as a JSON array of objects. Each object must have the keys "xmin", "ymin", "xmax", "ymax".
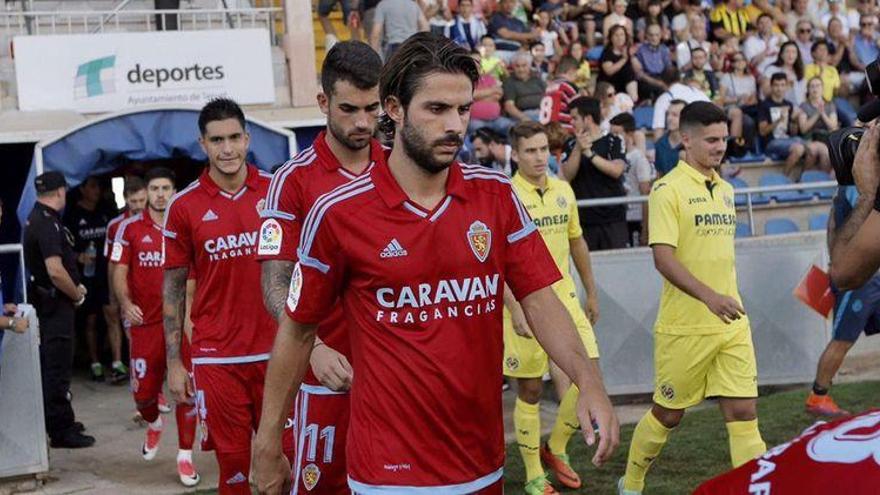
[
  {"xmin": 254, "ymin": 32, "xmax": 618, "ymax": 495},
  {"xmin": 257, "ymin": 40, "xmax": 384, "ymax": 495},
  {"xmin": 163, "ymin": 98, "xmax": 293, "ymax": 494},
  {"xmin": 620, "ymin": 101, "xmax": 766, "ymax": 494},
  {"xmin": 111, "ymin": 167, "xmax": 200, "ymax": 487}
]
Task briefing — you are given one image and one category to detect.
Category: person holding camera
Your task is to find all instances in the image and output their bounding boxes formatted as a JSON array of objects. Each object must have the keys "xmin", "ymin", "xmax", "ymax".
[{"xmin": 23, "ymin": 171, "xmax": 94, "ymax": 449}]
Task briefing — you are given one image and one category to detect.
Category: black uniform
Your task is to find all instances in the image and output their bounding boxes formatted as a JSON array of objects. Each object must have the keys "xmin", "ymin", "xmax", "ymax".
[
  {"xmin": 24, "ymin": 202, "xmax": 81, "ymax": 441},
  {"xmin": 63, "ymin": 203, "xmax": 111, "ymax": 312}
]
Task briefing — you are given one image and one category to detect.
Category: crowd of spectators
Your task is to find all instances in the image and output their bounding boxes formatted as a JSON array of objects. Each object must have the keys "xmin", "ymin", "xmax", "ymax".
[{"xmin": 317, "ymin": 0, "xmax": 880, "ymax": 250}]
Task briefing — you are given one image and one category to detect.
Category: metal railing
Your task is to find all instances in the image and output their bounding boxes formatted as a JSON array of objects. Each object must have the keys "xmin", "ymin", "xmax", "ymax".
[
  {"xmin": 0, "ymin": 7, "xmax": 283, "ymax": 41},
  {"xmin": 576, "ymin": 180, "xmax": 838, "ymax": 237},
  {"xmin": 0, "ymin": 244, "xmax": 28, "ymax": 304}
]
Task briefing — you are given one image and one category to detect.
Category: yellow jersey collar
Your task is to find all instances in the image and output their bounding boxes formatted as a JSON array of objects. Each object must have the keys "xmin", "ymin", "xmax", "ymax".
[
  {"xmin": 677, "ymin": 160, "xmax": 721, "ymax": 186},
  {"xmin": 512, "ymin": 172, "xmax": 553, "ymax": 194}
]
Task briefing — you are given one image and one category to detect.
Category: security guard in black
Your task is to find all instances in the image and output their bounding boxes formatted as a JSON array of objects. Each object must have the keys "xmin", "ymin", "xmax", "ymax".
[{"xmin": 23, "ymin": 171, "xmax": 95, "ymax": 448}]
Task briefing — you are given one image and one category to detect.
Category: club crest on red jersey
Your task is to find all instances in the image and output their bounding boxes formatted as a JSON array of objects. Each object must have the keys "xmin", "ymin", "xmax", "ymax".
[
  {"xmin": 302, "ymin": 463, "xmax": 321, "ymax": 491},
  {"xmin": 467, "ymin": 221, "xmax": 492, "ymax": 263}
]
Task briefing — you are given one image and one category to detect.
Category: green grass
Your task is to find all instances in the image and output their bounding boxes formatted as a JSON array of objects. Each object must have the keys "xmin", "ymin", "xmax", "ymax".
[
  {"xmin": 504, "ymin": 380, "xmax": 880, "ymax": 494},
  {"xmin": 183, "ymin": 381, "xmax": 880, "ymax": 495}
]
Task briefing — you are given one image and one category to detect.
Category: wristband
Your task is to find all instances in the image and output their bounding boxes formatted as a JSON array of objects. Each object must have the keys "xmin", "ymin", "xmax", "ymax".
[{"xmin": 5, "ymin": 317, "xmax": 14, "ymax": 330}]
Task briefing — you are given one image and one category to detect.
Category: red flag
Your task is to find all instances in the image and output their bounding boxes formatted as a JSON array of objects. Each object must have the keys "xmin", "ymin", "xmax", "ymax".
[{"xmin": 793, "ymin": 264, "xmax": 835, "ymax": 318}]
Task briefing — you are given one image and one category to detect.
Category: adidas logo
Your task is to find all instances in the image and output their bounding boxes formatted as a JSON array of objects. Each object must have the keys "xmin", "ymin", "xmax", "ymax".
[
  {"xmin": 141, "ymin": 235, "xmax": 153, "ymax": 244},
  {"xmin": 79, "ymin": 219, "xmax": 88, "ymax": 226},
  {"xmin": 225, "ymin": 472, "xmax": 247, "ymax": 485},
  {"xmin": 380, "ymin": 239, "xmax": 408, "ymax": 258},
  {"xmin": 202, "ymin": 209, "xmax": 218, "ymax": 222}
]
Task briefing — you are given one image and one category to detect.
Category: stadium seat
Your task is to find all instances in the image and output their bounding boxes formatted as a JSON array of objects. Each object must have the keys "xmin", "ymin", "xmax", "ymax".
[
  {"xmin": 633, "ymin": 106, "xmax": 653, "ymax": 130},
  {"xmin": 735, "ymin": 222, "xmax": 752, "ymax": 238},
  {"xmin": 728, "ymin": 151, "xmax": 767, "ymax": 164},
  {"xmin": 764, "ymin": 217, "xmax": 800, "ymax": 235},
  {"xmin": 725, "ymin": 176, "xmax": 770, "ymax": 206},
  {"xmin": 809, "ymin": 213, "xmax": 829, "ymax": 231},
  {"xmin": 586, "ymin": 46, "xmax": 604, "ymax": 61},
  {"xmin": 800, "ymin": 170, "xmax": 835, "ymax": 199},
  {"xmin": 759, "ymin": 172, "xmax": 813, "ymax": 202}
]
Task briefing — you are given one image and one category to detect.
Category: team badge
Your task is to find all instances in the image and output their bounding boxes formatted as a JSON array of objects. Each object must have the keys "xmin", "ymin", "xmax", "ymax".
[
  {"xmin": 110, "ymin": 242, "xmax": 123, "ymax": 262},
  {"xmin": 659, "ymin": 383, "xmax": 675, "ymax": 401},
  {"xmin": 505, "ymin": 356, "xmax": 520, "ymax": 371},
  {"xmin": 258, "ymin": 219, "xmax": 283, "ymax": 256},
  {"xmin": 556, "ymin": 195, "xmax": 567, "ymax": 209},
  {"xmin": 256, "ymin": 198, "xmax": 266, "ymax": 215},
  {"xmin": 302, "ymin": 463, "xmax": 321, "ymax": 491},
  {"xmin": 467, "ymin": 221, "xmax": 492, "ymax": 263},
  {"xmin": 723, "ymin": 195, "xmax": 734, "ymax": 209},
  {"xmin": 286, "ymin": 262, "xmax": 303, "ymax": 312}
]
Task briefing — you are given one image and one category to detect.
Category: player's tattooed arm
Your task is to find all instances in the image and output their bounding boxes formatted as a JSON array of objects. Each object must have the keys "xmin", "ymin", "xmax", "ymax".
[
  {"xmin": 261, "ymin": 260, "xmax": 295, "ymax": 320},
  {"xmin": 163, "ymin": 266, "xmax": 189, "ymax": 362}
]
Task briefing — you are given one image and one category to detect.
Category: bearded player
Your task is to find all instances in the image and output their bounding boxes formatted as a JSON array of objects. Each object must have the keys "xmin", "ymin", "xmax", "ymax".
[
  {"xmin": 254, "ymin": 32, "xmax": 618, "ymax": 495},
  {"xmin": 111, "ymin": 167, "xmax": 199, "ymax": 487}
]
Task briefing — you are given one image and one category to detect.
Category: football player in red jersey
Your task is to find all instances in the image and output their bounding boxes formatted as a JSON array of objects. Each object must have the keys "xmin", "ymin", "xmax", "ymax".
[
  {"xmin": 257, "ymin": 41, "xmax": 383, "ymax": 495},
  {"xmin": 163, "ymin": 99, "xmax": 292, "ymax": 494},
  {"xmin": 254, "ymin": 32, "xmax": 619, "ymax": 495},
  {"xmin": 111, "ymin": 167, "xmax": 200, "ymax": 487}
]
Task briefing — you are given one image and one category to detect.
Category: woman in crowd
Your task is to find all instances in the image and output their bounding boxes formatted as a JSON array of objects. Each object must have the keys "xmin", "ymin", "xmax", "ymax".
[
  {"xmin": 596, "ymin": 81, "xmax": 625, "ymax": 132},
  {"xmin": 467, "ymin": 51, "xmax": 513, "ymax": 135},
  {"xmin": 568, "ymin": 40, "xmax": 593, "ymax": 90},
  {"xmin": 762, "ymin": 41, "xmax": 806, "ymax": 105},
  {"xmin": 720, "ymin": 51, "xmax": 759, "ymax": 110},
  {"xmin": 598, "ymin": 24, "xmax": 640, "ymax": 102},
  {"xmin": 798, "ymin": 76, "xmax": 837, "ymax": 174}
]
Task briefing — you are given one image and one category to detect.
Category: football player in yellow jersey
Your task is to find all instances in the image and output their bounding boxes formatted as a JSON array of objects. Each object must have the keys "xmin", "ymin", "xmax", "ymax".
[
  {"xmin": 619, "ymin": 102, "xmax": 766, "ymax": 494},
  {"xmin": 502, "ymin": 121, "xmax": 605, "ymax": 495}
]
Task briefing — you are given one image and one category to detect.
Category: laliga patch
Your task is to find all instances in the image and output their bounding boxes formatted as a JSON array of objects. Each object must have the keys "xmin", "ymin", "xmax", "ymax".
[
  {"xmin": 302, "ymin": 463, "xmax": 321, "ymax": 491},
  {"xmin": 110, "ymin": 242, "xmax": 123, "ymax": 262},
  {"xmin": 258, "ymin": 219, "xmax": 283, "ymax": 256},
  {"xmin": 286, "ymin": 262, "xmax": 303, "ymax": 313},
  {"xmin": 467, "ymin": 221, "xmax": 492, "ymax": 263}
]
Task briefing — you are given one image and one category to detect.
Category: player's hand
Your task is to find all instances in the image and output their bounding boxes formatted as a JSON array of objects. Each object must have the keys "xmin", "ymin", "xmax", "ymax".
[
  {"xmin": 253, "ymin": 436, "xmax": 292, "ymax": 495},
  {"xmin": 576, "ymin": 386, "xmax": 620, "ymax": 467},
  {"xmin": 310, "ymin": 344, "xmax": 354, "ymax": 391},
  {"xmin": 511, "ymin": 309, "xmax": 534, "ymax": 339},
  {"xmin": 121, "ymin": 301, "xmax": 144, "ymax": 326},
  {"xmin": 853, "ymin": 122, "xmax": 880, "ymax": 199},
  {"xmin": 585, "ymin": 295, "xmax": 600, "ymax": 325},
  {"xmin": 703, "ymin": 292, "xmax": 745, "ymax": 324},
  {"xmin": 167, "ymin": 359, "xmax": 193, "ymax": 405}
]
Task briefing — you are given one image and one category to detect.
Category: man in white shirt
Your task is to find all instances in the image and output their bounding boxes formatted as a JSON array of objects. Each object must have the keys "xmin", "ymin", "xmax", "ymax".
[
  {"xmin": 821, "ymin": 0, "xmax": 852, "ymax": 36},
  {"xmin": 652, "ymin": 72, "xmax": 711, "ymax": 139},
  {"xmin": 743, "ymin": 13, "xmax": 787, "ymax": 74}
]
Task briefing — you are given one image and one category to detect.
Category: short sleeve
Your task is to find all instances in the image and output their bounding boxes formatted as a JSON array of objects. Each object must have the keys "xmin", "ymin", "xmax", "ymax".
[
  {"xmin": 560, "ymin": 137, "xmax": 576, "ymax": 163},
  {"xmin": 285, "ymin": 212, "xmax": 345, "ymax": 325},
  {"xmin": 110, "ymin": 223, "xmax": 132, "ymax": 266},
  {"xmin": 635, "ymin": 152, "xmax": 656, "ymax": 182},
  {"xmin": 648, "ymin": 180, "xmax": 680, "ymax": 248},
  {"xmin": 653, "ymin": 94, "xmax": 669, "ymax": 130},
  {"xmin": 258, "ymin": 175, "xmax": 303, "ymax": 262},
  {"xmin": 566, "ymin": 187, "xmax": 583, "ymax": 239},
  {"xmin": 502, "ymin": 78, "xmax": 516, "ymax": 103},
  {"xmin": 103, "ymin": 224, "xmax": 114, "ymax": 258},
  {"xmin": 162, "ymin": 199, "xmax": 193, "ymax": 269},
  {"xmin": 607, "ymin": 135, "xmax": 626, "ymax": 161},
  {"xmin": 757, "ymin": 101, "xmax": 771, "ymax": 124},
  {"xmin": 503, "ymin": 188, "xmax": 562, "ymax": 300}
]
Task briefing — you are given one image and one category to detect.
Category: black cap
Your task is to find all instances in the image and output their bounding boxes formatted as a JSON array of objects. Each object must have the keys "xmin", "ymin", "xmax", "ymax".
[{"xmin": 34, "ymin": 171, "xmax": 67, "ymax": 193}]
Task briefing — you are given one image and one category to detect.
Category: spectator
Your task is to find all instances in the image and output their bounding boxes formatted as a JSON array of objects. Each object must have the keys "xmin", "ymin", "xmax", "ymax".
[
  {"xmin": 568, "ymin": 40, "xmax": 593, "ymax": 89},
  {"xmin": 449, "ymin": 0, "xmax": 487, "ymax": 51},
  {"xmin": 758, "ymin": 73, "xmax": 810, "ymax": 179},
  {"xmin": 805, "ymin": 39, "xmax": 857, "ymax": 125},
  {"xmin": 468, "ymin": 52, "xmax": 513, "ymax": 134},
  {"xmin": 479, "ymin": 35, "xmax": 508, "ymax": 80},
  {"xmin": 652, "ymin": 71, "xmax": 711, "ymax": 139},
  {"xmin": 530, "ymin": 42, "xmax": 552, "ymax": 80},
  {"xmin": 318, "ymin": 0, "xmax": 361, "ymax": 51},
  {"xmin": 793, "ymin": 19, "xmax": 817, "ymax": 64},
  {"xmin": 542, "ymin": 56, "xmax": 581, "ymax": 131},
  {"xmin": 603, "ymin": 0, "xmax": 635, "ymax": 40},
  {"xmin": 654, "ymin": 99, "xmax": 687, "ymax": 176},
  {"xmin": 537, "ymin": 0, "xmax": 578, "ymax": 45},
  {"xmin": 580, "ymin": 0, "xmax": 609, "ymax": 47},
  {"xmin": 743, "ymin": 13, "xmax": 785, "ymax": 74},
  {"xmin": 848, "ymin": 0, "xmax": 878, "ymax": 34},
  {"xmin": 762, "ymin": 41, "xmax": 806, "ymax": 106},
  {"xmin": 720, "ymin": 51, "xmax": 759, "ymax": 110},
  {"xmin": 544, "ymin": 121, "xmax": 569, "ymax": 175},
  {"xmin": 596, "ymin": 81, "xmax": 625, "ymax": 132},
  {"xmin": 685, "ymin": 47, "xmax": 720, "ymax": 101},
  {"xmin": 535, "ymin": 10, "xmax": 564, "ymax": 58},
  {"xmin": 370, "ymin": 0, "xmax": 429, "ymax": 61},
  {"xmin": 676, "ymin": 13, "xmax": 713, "ymax": 71},
  {"xmin": 798, "ymin": 76, "xmax": 838, "ymax": 172},
  {"xmin": 826, "ymin": 17, "xmax": 863, "ymax": 91},
  {"xmin": 598, "ymin": 24, "xmax": 639, "ymax": 103},
  {"xmin": 561, "ymin": 96, "xmax": 628, "ymax": 251},
  {"xmin": 820, "ymin": 0, "xmax": 852, "ymax": 37},
  {"xmin": 636, "ymin": 0, "xmax": 671, "ymax": 43},
  {"xmin": 488, "ymin": 0, "xmax": 538, "ymax": 59},
  {"xmin": 853, "ymin": 14, "xmax": 880, "ymax": 72},
  {"xmin": 635, "ymin": 23, "xmax": 674, "ymax": 102},
  {"xmin": 503, "ymin": 51, "xmax": 547, "ymax": 121},
  {"xmin": 470, "ymin": 127, "xmax": 514, "ymax": 174},
  {"xmin": 610, "ymin": 113, "xmax": 655, "ymax": 247},
  {"xmin": 428, "ymin": 2, "xmax": 455, "ymax": 36},
  {"xmin": 361, "ymin": 0, "xmax": 382, "ymax": 40},
  {"xmin": 786, "ymin": 0, "xmax": 821, "ymax": 39},
  {"xmin": 710, "ymin": 0, "xmax": 751, "ymax": 41}
]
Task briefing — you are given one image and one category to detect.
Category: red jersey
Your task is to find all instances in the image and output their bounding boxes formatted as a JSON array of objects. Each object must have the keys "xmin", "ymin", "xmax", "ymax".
[
  {"xmin": 258, "ymin": 131, "xmax": 384, "ymax": 386},
  {"xmin": 104, "ymin": 210, "xmax": 131, "ymax": 258},
  {"xmin": 163, "ymin": 165, "xmax": 275, "ymax": 363},
  {"xmin": 539, "ymin": 79, "xmax": 578, "ymax": 131},
  {"xmin": 695, "ymin": 410, "xmax": 880, "ymax": 494},
  {"xmin": 286, "ymin": 161, "xmax": 561, "ymax": 491},
  {"xmin": 109, "ymin": 212, "xmax": 164, "ymax": 325}
]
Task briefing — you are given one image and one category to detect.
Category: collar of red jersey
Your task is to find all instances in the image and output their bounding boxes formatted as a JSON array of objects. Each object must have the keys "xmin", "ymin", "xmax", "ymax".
[
  {"xmin": 372, "ymin": 159, "xmax": 468, "ymax": 209},
  {"xmin": 199, "ymin": 164, "xmax": 261, "ymax": 197},
  {"xmin": 316, "ymin": 130, "xmax": 385, "ymax": 174}
]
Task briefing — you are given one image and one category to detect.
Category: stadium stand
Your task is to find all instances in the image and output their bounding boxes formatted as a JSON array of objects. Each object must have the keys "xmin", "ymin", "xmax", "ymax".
[{"xmin": 765, "ymin": 217, "xmax": 801, "ymax": 235}]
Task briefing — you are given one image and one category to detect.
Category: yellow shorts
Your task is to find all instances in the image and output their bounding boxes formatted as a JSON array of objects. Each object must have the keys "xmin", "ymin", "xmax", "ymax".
[
  {"xmin": 653, "ymin": 325, "xmax": 758, "ymax": 410},
  {"xmin": 502, "ymin": 288, "xmax": 599, "ymax": 378}
]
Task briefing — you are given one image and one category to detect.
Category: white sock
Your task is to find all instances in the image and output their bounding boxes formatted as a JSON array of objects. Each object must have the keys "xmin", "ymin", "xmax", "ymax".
[
  {"xmin": 112, "ymin": 360, "xmax": 124, "ymax": 369},
  {"xmin": 149, "ymin": 416, "xmax": 163, "ymax": 430},
  {"xmin": 177, "ymin": 449, "xmax": 192, "ymax": 462}
]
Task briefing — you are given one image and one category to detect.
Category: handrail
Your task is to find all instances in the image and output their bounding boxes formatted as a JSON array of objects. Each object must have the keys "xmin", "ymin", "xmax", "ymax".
[
  {"xmin": 0, "ymin": 244, "xmax": 28, "ymax": 304},
  {"xmin": 91, "ymin": 0, "xmax": 133, "ymax": 33}
]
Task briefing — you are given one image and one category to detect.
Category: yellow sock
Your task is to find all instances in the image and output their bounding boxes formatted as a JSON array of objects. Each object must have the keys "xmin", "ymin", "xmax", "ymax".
[
  {"xmin": 514, "ymin": 397, "xmax": 544, "ymax": 482},
  {"xmin": 547, "ymin": 385, "xmax": 579, "ymax": 456},
  {"xmin": 727, "ymin": 419, "xmax": 767, "ymax": 467},
  {"xmin": 623, "ymin": 411, "xmax": 673, "ymax": 492}
]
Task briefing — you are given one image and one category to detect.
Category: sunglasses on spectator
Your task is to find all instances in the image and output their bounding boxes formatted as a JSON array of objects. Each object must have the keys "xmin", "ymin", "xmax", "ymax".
[
  {"xmin": 862, "ymin": 22, "xmax": 875, "ymax": 27},
  {"xmin": 799, "ymin": 28, "xmax": 813, "ymax": 33}
]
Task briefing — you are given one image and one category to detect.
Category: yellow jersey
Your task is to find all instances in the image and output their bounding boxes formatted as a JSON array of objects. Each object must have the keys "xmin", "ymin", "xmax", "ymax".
[
  {"xmin": 648, "ymin": 160, "xmax": 748, "ymax": 335},
  {"xmin": 511, "ymin": 173, "xmax": 582, "ymax": 290}
]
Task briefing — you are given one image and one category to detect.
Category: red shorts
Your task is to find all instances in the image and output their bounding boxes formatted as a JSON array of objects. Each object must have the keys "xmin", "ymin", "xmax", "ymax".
[
  {"xmin": 291, "ymin": 385, "xmax": 351, "ymax": 495},
  {"xmin": 129, "ymin": 322, "xmax": 192, "ymax": 402},
  {"xmin": 192, "ymin": 361, "xmax": 295, "ymax": 456}
]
